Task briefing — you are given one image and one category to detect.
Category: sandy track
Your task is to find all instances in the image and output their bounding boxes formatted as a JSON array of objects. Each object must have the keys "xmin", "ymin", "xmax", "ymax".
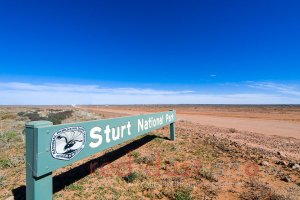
[{"xmin": 81, "ymin": 107, "xmax": 300, "ymax": 139}]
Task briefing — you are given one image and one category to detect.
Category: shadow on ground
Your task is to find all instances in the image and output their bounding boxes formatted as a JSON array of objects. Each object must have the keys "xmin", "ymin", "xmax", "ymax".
[{"xmin": 12, "ymin": 134, "xmax": 168, "ymax": 200}]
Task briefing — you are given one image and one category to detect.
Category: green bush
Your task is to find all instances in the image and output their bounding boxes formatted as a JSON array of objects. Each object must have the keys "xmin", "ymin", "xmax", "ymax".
[
  {"xmin": 163, "ymin": 186, "xmax": 193, "ymax": 200},
  {"xmin": 123, "ymin": 172, "xmax": 139, "ymax": 183},
  {"xmin": 17, "ymin": 112, "xmax": 26, "ymax": 116},
  {"xmin": 135, "ymin": 155, "xmax": 156, "ymax": 165},
  {"xmin": 47, "ymin": 110, "xmax": 73, "ymax": 125},
  {"xmin": 0, "ymin": 132, "xmax": 22, "ymax": 143},
  {"xmin": 0, "ymin": 158, "xmax": 11, "ymax": 169},
  {"xmin": 20, "ymin": 110, "xmax": 73, "ymax": 125},
  {"xmin": 130, "ymin": 151, "xmax": 140, "ymax": 158},
  {"xmin": 175, "ymin": 187, "xmax": 193, "ymax": 200},
  {"xmin": 0, "ymin": 175, "xmax": 6, "ymax": 187},
  {"xmin": 22, "ymin": 111, "xmax": 47, "ymax": 121}
]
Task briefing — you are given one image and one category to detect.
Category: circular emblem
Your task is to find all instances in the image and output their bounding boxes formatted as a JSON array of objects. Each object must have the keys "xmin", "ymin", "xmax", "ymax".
[{"xmin": 51, "ymin": 126, "xmax": 86, "ymax": 160}]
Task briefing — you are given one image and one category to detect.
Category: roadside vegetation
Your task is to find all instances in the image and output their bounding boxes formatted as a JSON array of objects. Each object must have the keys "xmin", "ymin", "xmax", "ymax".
[{"xmin": 18, "ymin": 110, "xmax": 73, "ymax": 125}]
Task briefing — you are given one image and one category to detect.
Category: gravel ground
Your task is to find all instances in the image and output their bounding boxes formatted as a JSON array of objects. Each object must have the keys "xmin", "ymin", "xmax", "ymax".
[{"xmin": 1, "ymin": 106, "xmax": 300, "ymax": 200}]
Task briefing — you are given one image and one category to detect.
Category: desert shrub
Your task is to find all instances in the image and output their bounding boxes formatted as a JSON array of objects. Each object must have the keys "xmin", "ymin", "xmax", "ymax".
[
  {"xmin": 0, "ymin": 131, "xmax": 22, "ymax": 143},
  {"xmin": 154, "ymin": 137, "xmax": 163, "ymax": 144},
  {"xmin": 141, "ymin": 181, "xmax": 157, "ymax": 191},
  {"xmin": 21, "ymin": 110, "xmax": 73, "ymax": 124},
  {"xmin": 130, "ymin": 151, "xmax": 140, "ymax": 158},
  {"xmin": 168, "ymin": 143, "xmax": 177, "ymax": 151},
  {"xmin": 197, "ymin": 168, "xmax": 217, "ymax": 182},
  {"xmin": 229, "ymin": 128, "xmax": 237, "ymax": 133},
  {"xmin": 67, "ymin": 183, "xmax": 84, "ymax": 192},
  {"xmin": 47, "ymin": 110, "xmax": 73, "ymax": 124},
  {"xmin": 123, "ymin": 171, "xmax": 139, "ymax": 183},
  {"xmin": 175, "ymin": 187, "xmax": 193, "ymax": 200},
  {"xmin": 48, "ymin": 109, "xmax": 62, "ymax": 112},
  {"xmin": 0, "ymin": 131, "xmax": 24, "ymax": 150},
  {"xmin": 135, "ymin": 155, "xmax": 156, "ymax": 165},
  {"xmin": 0, "ymin": 175, "xmax": 6, "ymax": 187},
  {"xmin": 163, "ymin": 185, "xmax": 193, "ymax": 200},
  {"xmin": 1, "ymin": 113, "xmax": 16, "ymax": 120},
  {"xmin": 0, "ymin": 158, "xmax": 11, "ymax": 169},
  {"xmin": 165, "ymin": 158, "xmax": 176, "ymax": 165},
  {"xmin": 123, "ymin": 171, "xmax": 147, "ymax": 183},
  {"xmin": 202, "ymin": 184, "xmax": 218, "ymax": 199},
  {"xmin": 239, "ymin": 179, "xmax": 295, "ymax": 200},
  {"xmin": 22, "ymin": 111, "xmax": 47, "ymax": 121},
  {"xmin": 17, "ymin": 112, "xmax": 26, "ymax": 116},
  {"xmin": 9, "ymin": 156, "xmax": 25, "ymax": 167}
]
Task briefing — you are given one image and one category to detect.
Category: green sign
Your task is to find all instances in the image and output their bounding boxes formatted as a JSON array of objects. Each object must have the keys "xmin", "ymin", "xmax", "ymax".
[{"xmin": 26, "ymin": 110, "xmax": 176, "ymax": 200}]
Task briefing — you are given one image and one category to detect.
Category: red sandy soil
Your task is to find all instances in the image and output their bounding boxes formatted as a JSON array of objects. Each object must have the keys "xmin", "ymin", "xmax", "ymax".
[
  {"xmin": 1, "ymin": 106, "xmax": 300, "ymax": 199},
  {"xmin": 80, "ymin": 105, "xmax": 300, "ymax": 139}
]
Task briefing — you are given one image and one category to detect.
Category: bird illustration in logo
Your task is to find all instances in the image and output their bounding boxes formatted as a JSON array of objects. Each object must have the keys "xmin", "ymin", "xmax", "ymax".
[{"xmin": 55, "ymin": 131, "xmax": 84, "ymax": 154}]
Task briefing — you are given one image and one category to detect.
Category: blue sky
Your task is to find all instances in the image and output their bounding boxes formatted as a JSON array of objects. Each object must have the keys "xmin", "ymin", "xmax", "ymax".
[{"xmin": 0, "ymin": 0, "xmax": 299, "ymax": 104}]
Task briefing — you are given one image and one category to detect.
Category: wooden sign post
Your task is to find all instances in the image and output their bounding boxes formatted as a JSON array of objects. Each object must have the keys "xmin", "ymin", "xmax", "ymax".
[{"xmin": 26, "ymin": 110, "xmax": 176, "ymax": 199}]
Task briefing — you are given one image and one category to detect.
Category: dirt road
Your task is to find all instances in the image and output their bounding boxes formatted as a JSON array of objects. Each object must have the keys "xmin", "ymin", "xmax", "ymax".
[{"xmin": 81, "ymin": 107, "xmax": 300, "ymax": 139}]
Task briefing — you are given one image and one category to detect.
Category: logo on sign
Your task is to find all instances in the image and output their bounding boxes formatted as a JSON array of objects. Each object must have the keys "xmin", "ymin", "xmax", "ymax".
[{"xmin": 51, "ymin": 126, "xmax": 86, "ymax": 160}]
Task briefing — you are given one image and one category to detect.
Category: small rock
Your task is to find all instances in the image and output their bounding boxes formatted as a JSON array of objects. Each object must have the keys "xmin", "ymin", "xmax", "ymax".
[
  {"xmin": 276, "ymin": 160, "xmax": 289, "ymax": 166},
  {"xmin": 293, "ymin": 164, "xmax": 300, "ymax": 169},
  {"xmin": 165, "ymin": 160, "xmax": 172, "ymax": 165},
  {"xmin": 288, "ymin": 163, "xmax": 300, "ymax": 170},
  {"xmin": 281, "ymin": 175, "xmax": 292, "ymax": 182},
  {"xmin": 260, "ymin": 161, "xmax": 270, "ymax": 166},
  {"xmin": 228, "ymin": 189, "xmax": 237, "ymax": 193},
  {"xmin": 277, "ymin": 151, "xmax": 287, "ymax": 158}
]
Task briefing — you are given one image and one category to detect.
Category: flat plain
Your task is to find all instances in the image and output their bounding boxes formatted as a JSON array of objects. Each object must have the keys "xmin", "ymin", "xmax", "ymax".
[
  {"xmin": 83, "ymin": 105, "xmax": 300, "ymax": 138},
  {"xmin": 1, "ymin": 105, "xmax": 300, "ymax": 200}
]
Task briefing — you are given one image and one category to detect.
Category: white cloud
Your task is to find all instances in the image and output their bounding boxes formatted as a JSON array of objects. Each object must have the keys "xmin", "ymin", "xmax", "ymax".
[
  {"xmin": 0, "ymin": 81, "xmax": 299, "ymax": 105},
  {"xmin": 247, "ymin": 82, "xmax": 300, "ymax": 96},
  {"xmin": 0, "ymin": 82, "xmax": 193, "ymax": 95}
]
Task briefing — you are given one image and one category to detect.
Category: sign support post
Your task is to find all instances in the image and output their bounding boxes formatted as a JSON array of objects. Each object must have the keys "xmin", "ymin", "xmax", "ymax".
[
  {"xmin": 170, "ymin": 122, "xmax": 175, "ymax": 141},
  {"xmin": 26, "ymin": 121, "xmax": 53, "ymax": 200}
]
